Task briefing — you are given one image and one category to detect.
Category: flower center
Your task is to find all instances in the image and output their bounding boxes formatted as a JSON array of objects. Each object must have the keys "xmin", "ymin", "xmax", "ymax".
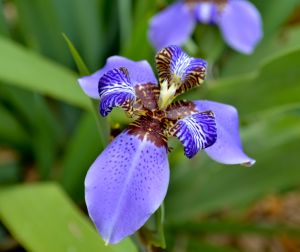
[
  {"xmin": 127, "ymin": 116, "xmax": 167, "ymax": 147},
  {"xmin": 158, "ymin": 79, "xmax": 179, "ymax": 110}
]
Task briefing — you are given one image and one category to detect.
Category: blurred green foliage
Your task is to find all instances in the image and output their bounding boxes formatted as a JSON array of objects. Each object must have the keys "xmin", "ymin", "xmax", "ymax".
[{"xmin": 0, "ymin": 0, "xmax": 300, "ymax": 251}]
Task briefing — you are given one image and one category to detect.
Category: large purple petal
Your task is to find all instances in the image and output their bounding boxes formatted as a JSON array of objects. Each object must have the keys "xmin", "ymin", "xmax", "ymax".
[
  {"xmin": 218, "ymin": 0, "xmax": 263, "ymax": 54},
  {"xmin": 85, "ymin": 131, "xmax": 169, "ymax": 244},
  {"xmin": 148, "ymin": 2, "xmax": 196, "ymax": 50},
  {"xmin": 78, "ymin": 56, "xmax": 157, "ymax": 99},
  {"xmin": 171, "ymin": 111, "xmax": 217, "ymax": 158},
  {"xmin": 98, "ymin": 68, "xmax": 135, "ymax": 117},
  {"xmin": 193, "ymin": 100, "xmax": 255, "ymax": 166},
  {"xmin": 156, "ymin": 45, "xmax": 207, "ymax": 96}
]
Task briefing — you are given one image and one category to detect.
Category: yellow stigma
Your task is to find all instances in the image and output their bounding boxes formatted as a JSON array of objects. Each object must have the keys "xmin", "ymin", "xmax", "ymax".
[{"xmin": 158, "ymin": 76, "xmax": 181, "ymax": 109}]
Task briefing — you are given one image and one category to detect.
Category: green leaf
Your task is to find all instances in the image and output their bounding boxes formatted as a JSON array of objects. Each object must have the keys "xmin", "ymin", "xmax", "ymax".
[
  {"xmin": 0, "ymin": 36, "xmax": 91, "ymax": 110},
  {"xmin": 65, "ymin": 0, "xmax": 104, "ymax": 71},
  {"xmin": 140, "ymin": 204, "xmax": 166, "ymax": 249},
  {"xmin": 62, "ymin": 33, "xmax": 90, "ymax": 76},
  {"xmin": 0, "ymin": 183, "xmax": 136, "ymax": 252},
  {"xmin": 0, "ymin": 104, "xmax": 29, "ymax": 146},
  {"xmin": 156, "ymin": 204, "xmax": 166, "ymax": 248},
  {"xmin": 166, "ymin": 107, "xmax": 300, "ymax": 222},
  {"xmin": 26, "ymin": 94, "xmax": 64, "ymax": 178},
  {"xmin": 193, "ymin": 25, "xmax": 225, "ymax": 64},
  {"xmin": 13, "ymin": 0, "xmax": 104, "ymax": 69},
  {"xmin": 63, "ymin": 35, "xmax": 110, "ymax": 149},
  {"xmin": 0, "ymin": 157, "xmax": 20, "ymax": 184},
  {"xmin": 251, "ymin": 0, "xmax": 300, "ymax": 37},
  {"xmin": 60, "ymin": 112, "xmax": 103, "ymax": 201},
  {"xmin": 118, "ymin": 0, "xmax": 132, "ymax": 46},
  {"xmin": 221, "ymin": 26, "xmax": 300, "ymax": 77},
  {"xmin": 170, "ymin": 220, "xmax": 300, "ymax": 237},
  {"xmin": 121, "ymin": 0, "xmax": 156, "ymax": 61},
  {"xmin": 0, "ymin": 2, "xmax": 9, "ymax": 36},
  {"xmin": 0, "ymin": 85, "xmax": 66, "ymax": 178},
  {"xmin": 201, "ymin": 46, "xmax": 300, "ymax": 116},
  {"xmin": 13, "ymin": 0, "xmax": 71, "ymax": 65}
]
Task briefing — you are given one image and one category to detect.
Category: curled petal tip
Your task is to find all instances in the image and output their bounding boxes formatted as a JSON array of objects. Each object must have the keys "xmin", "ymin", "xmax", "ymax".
[
  {"xmin": 193, "ymin": 100, "xmax": 255, "ymax": 165},
  {"xmin": 242, "ymin": 158, "xmax": 256, "ymax": 167},
  {"xmin": 156, "ymin": 46, "xmax": 207, "ymax": 99},
  {"xmin": 78, "ymin": 56, "xmax": 157, "ymax": 100},
  {"xmin": 98, "ymin": 68, "xmax": 135, "ymax": 117}
]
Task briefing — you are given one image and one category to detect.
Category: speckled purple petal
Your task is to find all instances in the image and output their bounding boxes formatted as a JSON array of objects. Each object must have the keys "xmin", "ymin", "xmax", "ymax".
[
  {"xmin": 195, "ymin": 2, "xmax": 218, "ymax": 24},
  {"xmin": 156, "ymin": 46, "xmax": 207, "ymax": 95},
  {"xmin": 218, "ymin": 0, "xmax": 263, "ymax": 54},
  {"xmin": 78, "ymin": 56, "xmax": 157, "ymax": 99},
  {"xmin": 194, "ymin": 100, "xmax": 255, "ymax": 166},
  {"xmin": 148, "ymin": 2, "xmax": 196, "ymax": 50},
  {"xmin": 85, "ymin": 130, "xmax": 169, "ymax": 244},
  {"xmin": 98, "ymin": 68, "xmax": 135, "ymax": 117},
  {"xmin": 172, "ymin": 111, "xmax": 217, "ymax": 158}
]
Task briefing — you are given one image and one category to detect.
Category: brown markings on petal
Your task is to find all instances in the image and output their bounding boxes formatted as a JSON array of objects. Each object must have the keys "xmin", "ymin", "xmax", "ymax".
[
  {"xmin": 127, "ymin": 116, "xmax": 167, "ymax": 148},
  {"xmin": 134, "ymin": 83, "xmax": 160, "ymax": 111},
  {"xmin": 166, "ymin": 100, "xmax": 197, "ymax": 120},
  {"xmin": 118, "ymin": 67, "xmax": 130, "ymax": 78},
  {"xmin": 175, "ymin": 66, "xmax": 206, "ymax": 97},
  {"xmin": 122, "ymin": 99, "xmax": 135, "ymax": 114},
  {"xmin": 155, "ymin": 48, "xmax": 173, "ymax": 89},
  {"xmin": 156, "ymin": 46, "xmax": 207, "ymax": 98},
  {"xmin": 128, "ymin": 85, "xmax": 199, "ymax": 147}
]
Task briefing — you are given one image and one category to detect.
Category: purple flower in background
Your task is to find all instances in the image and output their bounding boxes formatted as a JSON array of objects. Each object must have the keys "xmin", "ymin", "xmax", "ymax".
[
  {"xmin": 78, "ymin": 45, "xmax": 255, "ymax": 244},
  {"xmin": 148, "ymin": 0, "xmax": 263, "ymax": 54}
]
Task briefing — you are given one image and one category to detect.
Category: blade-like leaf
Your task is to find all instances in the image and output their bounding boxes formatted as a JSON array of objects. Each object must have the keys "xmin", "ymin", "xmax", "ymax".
[
  {"xmin": 60, "ymin": 112, "xmax": 103, "ymax": 201},
  {"xmin": 65, "ymin": 0, "xmax": 103, "ymax": 71},
  {"xmin": 251, "ymin": 0, "xmax": 300, "ymax": 37},
  {"xmin": 121, "ymin": 0, "xmax": 156, "ymax": 61},
  {"xmin": 0, "ymin": 104, "xmax": 29, "ymax": 146},
  {"xmin": 118, "ymin": 0, "xmax": 132, "ymax": 45},
  {"xmin": 62, "ymin": 33, "xmax": 90, "ymax": 76},
  {"xmin": 14, "ymin": 0, "xmax": 104, "ymax": 69},
  {"xmin": 0, "ymin": 36, "xmax": 91, "ymax": 110},
  {"xmin": 0, "ymin": 162, "xmax": 20, "ymax": 184},
  {"xmin": 199, "ymin": 46, "xmax": 300, "ymax": 116},
  {"xmin": 0, "ymin": 85, "xmax": 66, "ymax": 178},
  {"xmin": 169, "ymin": 220, "xmax": 300, "ymax": 237},
  {"xmin": 221, "ymin": 26, "xmax": 300, "ymax": 77},
  {"xmin": 0, "ymin": 183, "xmax": 136, "ymax": 252},
  {"xmin": 14, "ymin": 0, "xmax": 71, "ymax": 65},
  {"xmin": 0, "ymin": 2, "xmax": 9, "ymax": 36},
  {"xmin": 63, "ymin": 34, "xmax": 110, "ymax": 149}
]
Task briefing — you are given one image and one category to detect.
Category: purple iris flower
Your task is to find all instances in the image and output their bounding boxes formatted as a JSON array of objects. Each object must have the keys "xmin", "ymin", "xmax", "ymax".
[
  {"xmin": 148, "ymin": 0, "xmax": 263, "ymax": 54},
  {"xmin": 78, "ymin": 45, "xmax": 255, "ymax": 244}
]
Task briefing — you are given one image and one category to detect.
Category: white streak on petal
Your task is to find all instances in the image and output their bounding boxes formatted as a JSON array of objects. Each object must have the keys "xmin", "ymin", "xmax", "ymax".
[
  {"xmin": 85, "ymin": 131, "xmax": 169, "ymax": 244},
  {"xmin": 172, "ymin": 111, "xmax": 217, "ymax": 158}
]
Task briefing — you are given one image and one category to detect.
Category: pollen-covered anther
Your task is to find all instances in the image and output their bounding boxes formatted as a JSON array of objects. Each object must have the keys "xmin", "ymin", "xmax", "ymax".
[{"xmin": 158, "ymin": 80, "xmax": 178, "ymax": 109}]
